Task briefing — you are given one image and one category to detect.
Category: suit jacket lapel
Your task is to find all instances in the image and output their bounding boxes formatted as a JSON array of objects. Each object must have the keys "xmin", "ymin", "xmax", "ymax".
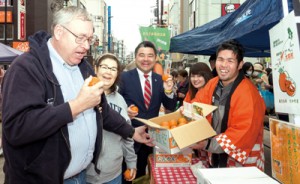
[{"xmin": 150, "ymin": 74, "xmax": 160, "ymax": 107}]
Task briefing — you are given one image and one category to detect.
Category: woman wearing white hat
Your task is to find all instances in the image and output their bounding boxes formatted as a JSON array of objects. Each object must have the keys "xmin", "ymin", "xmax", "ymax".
[{"xmin": 252, "ymin": 62, "xmax": 269, "ymax": 89}]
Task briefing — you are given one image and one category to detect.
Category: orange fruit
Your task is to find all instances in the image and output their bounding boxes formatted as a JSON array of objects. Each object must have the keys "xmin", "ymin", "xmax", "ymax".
[
  {"xmin": 123, "ymin": 169, "xmax": 131, "ymax": 180},
  {"xmin": 88, "ymin": 77, "xmax": 100, "ymax": 86},
  {"xmin": 178, "ymin": 117, "xmax": 188, "ymax": 124},
  {"xmin": 160, "ymin": 121, "xmax": 170, "ymax": 129},
  {"xmin": 162, "ymin": 74, "xmax": 171, "ymax": 82},
  {"xmin": 130, "ymin": 105, "xmax": 139, "ymax": 113},
  {"xmin": 169, "ymin": 119, "xmax": 178, "ymax": 127}
]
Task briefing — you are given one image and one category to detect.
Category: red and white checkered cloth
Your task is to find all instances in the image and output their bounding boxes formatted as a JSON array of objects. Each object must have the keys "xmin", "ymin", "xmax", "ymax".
[{"xmin": 150, "ymin": 156, "xmax": 200, "ymax": 184}]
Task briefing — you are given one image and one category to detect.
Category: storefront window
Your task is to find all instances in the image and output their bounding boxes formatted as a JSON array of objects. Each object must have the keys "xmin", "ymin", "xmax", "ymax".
[{"xmin": 0, "ymin": 24, "xmax": 14, "ymax": 40}]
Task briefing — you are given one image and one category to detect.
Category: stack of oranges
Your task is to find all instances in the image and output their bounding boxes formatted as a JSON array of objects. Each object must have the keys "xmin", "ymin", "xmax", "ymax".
[{"xmin": 160, "ymin": 117, "xmax": 188, "ymax": 129}]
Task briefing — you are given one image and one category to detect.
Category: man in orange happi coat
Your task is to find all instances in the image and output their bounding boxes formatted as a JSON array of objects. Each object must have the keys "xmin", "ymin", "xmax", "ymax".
[{"xmin": 191, "ymin": 40, "xmax": 266, "ymax": 170}]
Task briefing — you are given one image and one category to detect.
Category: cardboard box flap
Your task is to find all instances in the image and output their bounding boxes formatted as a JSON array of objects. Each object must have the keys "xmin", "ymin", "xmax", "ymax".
[
  {"xmin": 192, "ymin": 102, "xmax": 218, "ymax": 117},
  {"xmin": 134, "ymin": 118, "xmax": 161, "ymax": 128},
  {"xmin": 170, "ymin": 119, "xmax": 216, "ymax": 149}
]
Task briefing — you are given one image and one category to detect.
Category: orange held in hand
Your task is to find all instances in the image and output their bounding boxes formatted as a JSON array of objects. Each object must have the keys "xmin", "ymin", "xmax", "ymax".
[
  {"xmin": 123, "ymin": 169, "xmax": 131, "ymax": 180},
  {"xmin": 130, "ymin": 105, "xmax": 139, "ymax": 113},
  {"xmin": 88, "ymin": 77, "xmax": 100, "ymax": 86},
  {"xmin": 162, "ymin": 74, "xmax": 171, "ymax": 82}
]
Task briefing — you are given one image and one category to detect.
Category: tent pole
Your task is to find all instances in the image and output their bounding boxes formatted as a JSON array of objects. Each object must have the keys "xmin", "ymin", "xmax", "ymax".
[{"xmin": 282, "ymin": 0, "xmax": 289, "ymax": 17}]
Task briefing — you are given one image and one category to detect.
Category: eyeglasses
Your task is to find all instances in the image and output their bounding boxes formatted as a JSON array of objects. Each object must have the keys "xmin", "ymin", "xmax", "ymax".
[
  {"xmin": 99, "ymin": 65, "xmax": 118, "ymax": 72},
  {"xmin": 61, "ymin": 25, "xmax": 96, "ymax": 45}
]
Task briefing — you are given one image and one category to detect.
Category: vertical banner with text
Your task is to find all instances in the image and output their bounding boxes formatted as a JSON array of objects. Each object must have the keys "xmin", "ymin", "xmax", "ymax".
[
  {"xmin": 139, "ymin": 27, "xmax": 171, "ymax": 74},
  {"xmin": 18, "ymin": 0, "xmax": 26, "ymax": 40}
]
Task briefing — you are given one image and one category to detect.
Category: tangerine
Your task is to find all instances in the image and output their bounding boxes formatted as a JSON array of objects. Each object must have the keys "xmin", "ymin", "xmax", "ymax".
[
  {"xmin": 88, "ymin": 77, "xmax": 100, "ymax": 86},
  {"xmin": 162, "ymin": 74, "xmax": 171, "ymax": 82},
  {"xmin": 130, "ymin": 105, "xmax": 139, "ymax": 113},
  {"xmin": 160, "ymin": 121, "xmax": 170, "ymax": 129},
  {"xmin": 169, "ymin": 119, "xmax": 178, "ymax": 127},
  {"xmin": 178, "ymin": 117, "xmax": 188, "ymax": 124},
  {"xmin": 123, "ymin": 169, "xmax": 131, "ymax": 180}
]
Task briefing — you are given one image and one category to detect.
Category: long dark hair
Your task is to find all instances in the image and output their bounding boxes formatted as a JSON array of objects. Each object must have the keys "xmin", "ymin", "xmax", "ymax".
[
  {"xmin": 242, "ymin": 62, "xmax": 254, "ymax": 77},
  {"xmin": 188, "ymin": 62, "xmax": 213, "ymax": 99},
  {"xmin": 94, "ymin": 53, "xmax": 121, "ymax": 93}
]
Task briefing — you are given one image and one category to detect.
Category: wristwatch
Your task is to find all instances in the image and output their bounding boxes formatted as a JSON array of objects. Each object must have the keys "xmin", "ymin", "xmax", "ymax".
[{"xmin": 128, "ymin": 128, "xmax": 135, "ymax": 138}]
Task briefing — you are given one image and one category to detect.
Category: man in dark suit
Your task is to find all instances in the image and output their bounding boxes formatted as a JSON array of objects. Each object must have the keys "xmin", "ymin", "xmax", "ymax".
[{"xmin": 119, "ymin": 41, "xmax": 177, "ymax": 180}]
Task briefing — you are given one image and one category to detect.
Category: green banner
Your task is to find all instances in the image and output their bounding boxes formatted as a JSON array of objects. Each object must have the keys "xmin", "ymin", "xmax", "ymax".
[{"xmin": 139, "ymin": 26, "xmax": 171, "ymax": 51}]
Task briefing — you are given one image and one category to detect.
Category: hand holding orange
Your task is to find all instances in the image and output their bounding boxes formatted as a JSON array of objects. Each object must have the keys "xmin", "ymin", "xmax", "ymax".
[
  {"xmin": 88, "ymin": 77, "xmax": 100, "ymax": 86},
  {"xmin": 130, "ymin": 105, "xmax": 139, "ymax": 113},
  {"xmin": 162, "ymin": 74, "xmax": 171, "ymax": 82},
  {"xmin": 123, "ymin": 169, "xmax": 131, "ymax": 180}
]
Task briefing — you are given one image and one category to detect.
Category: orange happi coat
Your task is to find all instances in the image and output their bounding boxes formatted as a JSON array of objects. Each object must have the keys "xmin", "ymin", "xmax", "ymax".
[
  {"xmin": 184, "ymin": 90, "xmax": 193, "ymax": 103},
  {"xmin": 192, "ymin": 77, "xmax": 266, "ymax": 170}
]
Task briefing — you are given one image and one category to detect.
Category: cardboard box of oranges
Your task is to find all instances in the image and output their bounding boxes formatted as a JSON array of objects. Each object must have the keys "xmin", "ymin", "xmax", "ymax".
[
  {"xmin": 135, "ymin": 102, "xmax": 217, "ymax": 154},
  {"xmin": 154, "ymin": 146, "xmax": 193, "ymax": 167}
]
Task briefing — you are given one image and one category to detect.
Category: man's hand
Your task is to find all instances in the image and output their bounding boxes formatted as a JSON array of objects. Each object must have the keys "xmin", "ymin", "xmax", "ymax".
[
  {"xmin": 69, "ymin": 76, "xmax": 104, "ymax": 118},
  {"xmin": 132, "ymin": 126, "xmax": 154, "ymax": 147},
  {"xmin": 163, "ymin": 78, "xmax": 174, "ymax": 92},
  {"xmin": 190, "ymin": 139, "xmax": 208, "ymax": 150}
]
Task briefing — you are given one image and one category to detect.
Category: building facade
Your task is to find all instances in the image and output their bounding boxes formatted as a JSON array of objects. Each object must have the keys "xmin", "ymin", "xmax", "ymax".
[{"xmin": 0, "ymin": 0, "xmax": 130, "ymax": 64}]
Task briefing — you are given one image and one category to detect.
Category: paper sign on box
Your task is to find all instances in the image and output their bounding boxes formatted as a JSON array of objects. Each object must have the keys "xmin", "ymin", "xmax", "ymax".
[{"xmin": 154, "ymin": 146, "xmax": 193, "ymax": 167}]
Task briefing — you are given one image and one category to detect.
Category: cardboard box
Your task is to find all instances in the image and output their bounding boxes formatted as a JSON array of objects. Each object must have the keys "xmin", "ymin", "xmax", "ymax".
[
  {"xmin": 154, "ymin": 146, "xmax": 193, "ymax": 167},
  {"xmin": 135, "ymin": 103, "xmax": 217, "ymax": 154}
]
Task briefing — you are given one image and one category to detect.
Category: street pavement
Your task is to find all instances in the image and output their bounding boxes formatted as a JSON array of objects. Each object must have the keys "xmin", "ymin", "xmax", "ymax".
[{"xmin": 0, "ymin": 118, "xmax": 274, "ymax": 183}]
